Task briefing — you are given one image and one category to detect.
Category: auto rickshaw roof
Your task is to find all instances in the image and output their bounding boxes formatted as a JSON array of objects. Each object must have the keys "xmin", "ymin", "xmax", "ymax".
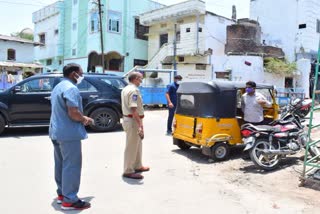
[{"xmin": 178, "ymin": 81, "xmax": 274, "ymax": 94}]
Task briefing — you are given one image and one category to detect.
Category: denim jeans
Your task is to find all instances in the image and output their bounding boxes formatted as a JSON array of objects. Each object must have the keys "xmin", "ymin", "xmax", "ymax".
[
  {"xmin": 52, "ymin": 140, "xmax": 82, "ymax": 203},
  {"xmin": 167, "ymin": 106, "xmax": 176, "ymax": 133}
]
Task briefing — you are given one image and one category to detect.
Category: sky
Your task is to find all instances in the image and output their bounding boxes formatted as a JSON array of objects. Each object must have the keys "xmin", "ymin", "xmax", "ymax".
[{"xmin": 0, "ymin": 0, "xmax": 250, "ymax": 36}]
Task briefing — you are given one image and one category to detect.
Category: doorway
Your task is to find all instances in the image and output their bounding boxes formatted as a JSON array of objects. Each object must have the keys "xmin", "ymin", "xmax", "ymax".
[{"xmin": 160, "ymin": 34, "xmax": 168, "ymax": 47}]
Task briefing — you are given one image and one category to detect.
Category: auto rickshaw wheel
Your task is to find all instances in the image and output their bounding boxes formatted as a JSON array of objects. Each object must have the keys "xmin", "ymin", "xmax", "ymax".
[
  {"xmin": 173, "ymin": 138, "xmax": 191, "ymax": 150},
  {"xmin": 211, "ymin": 142, "xmax": 230, "ymax": 161}
]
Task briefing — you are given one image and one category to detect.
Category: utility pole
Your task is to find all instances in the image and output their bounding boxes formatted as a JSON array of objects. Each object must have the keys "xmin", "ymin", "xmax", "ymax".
[
  {"xmin": 173, "ymin": 23, "xmax": 177, "ymax": 75},
  {"xmin": 97, "ymin": 0, "xmax": 105, "ymax": 72}
]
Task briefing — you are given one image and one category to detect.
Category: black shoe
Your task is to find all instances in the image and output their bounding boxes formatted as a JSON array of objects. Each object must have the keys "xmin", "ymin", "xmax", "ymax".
[
  {"xmin": 166, "ymin": 131, "xmax": 172, "ymax": 136},
  {"xmin": 61, "ymin": 200, "xmax": 91, "ymax": 210}
]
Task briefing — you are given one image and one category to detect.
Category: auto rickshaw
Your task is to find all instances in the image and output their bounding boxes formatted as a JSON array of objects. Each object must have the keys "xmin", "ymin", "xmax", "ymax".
[{"xmin": 172, "ymin": 81, "xmax": 279, "ymax": 161}]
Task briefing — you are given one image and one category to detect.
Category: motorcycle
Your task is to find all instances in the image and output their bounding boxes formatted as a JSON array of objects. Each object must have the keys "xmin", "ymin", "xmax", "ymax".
[
  {"xmin": 280, "ymin": 98, "xmax": 312, "ymax": 119},
  {"xmin": 241, "ymin": 100, "xmax": 319, "ymax": 170}
]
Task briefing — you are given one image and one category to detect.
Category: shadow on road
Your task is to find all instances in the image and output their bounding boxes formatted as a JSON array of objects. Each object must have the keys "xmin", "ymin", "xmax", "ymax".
[
  {"xmin": 122, "ymin": 176, "xmax": 144, "ymax": 185},
  {"xmin": 51, "ymin": 196, "xmax": 94, "ymax": 213},
  {"xmin": 0, "ymin": 124, "xmax": 124, "ymax": 138},
  {"xmin": 239, "ymin": 156, "xmax": 299, "ymax": 174},
  {"xmin": 171, "ymin": 145, "xmax": 246, "ymax": 164}
]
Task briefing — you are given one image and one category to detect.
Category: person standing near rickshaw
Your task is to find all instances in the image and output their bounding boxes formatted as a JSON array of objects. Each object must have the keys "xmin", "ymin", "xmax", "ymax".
[
  {"xmin": 241, "ymin": 81, "xmax": 271, "ymax": 125},
  {"xmin": 165, "ymin": 75, "xmax": 182, "ymax": 135}
]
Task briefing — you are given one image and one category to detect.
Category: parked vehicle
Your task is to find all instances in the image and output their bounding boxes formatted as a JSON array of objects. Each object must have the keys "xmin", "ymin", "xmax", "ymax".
[
  {"xmin": 241, "ymin": 101, "xmax": 319, "ymax": 170},
  {"xmin": 0, "ymin": 72, "xmax": 127, "ymax": 135},
  {"xmin": 172, "ymin": 81, "xmax": 279, "ymax": 161},
  {"xmin": 280, "ymin": 98, "xmax": 312, "ymax": 119}
]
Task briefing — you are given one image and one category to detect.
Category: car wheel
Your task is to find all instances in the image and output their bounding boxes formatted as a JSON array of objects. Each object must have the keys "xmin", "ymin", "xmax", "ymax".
[
  {"xmin": 89, "ymin": 108, "xmax": 118, "ymax": 132},
  {"xmin": 173, "ymin": 138, "xmax": 191, "ymax": 150},
  {"xmin": 211, "ymin": 142, "xmax": 230, "ymax": 161},
  {"xmin": 0, "ymin": 115, "xmax": 5, "ymax": 135}
]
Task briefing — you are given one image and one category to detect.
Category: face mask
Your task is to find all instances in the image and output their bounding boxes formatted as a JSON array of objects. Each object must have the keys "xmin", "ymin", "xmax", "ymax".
[
  {"xmin": 246, "ymin": 87, "xmax": 254, "ymax": 94},
  {"xmin": 75, "ymin": 73, "xmax": 84, "ymax": 85},
  {"xmin": 176, "ymin": 80, "xmax": 182, "ymax": 85}
]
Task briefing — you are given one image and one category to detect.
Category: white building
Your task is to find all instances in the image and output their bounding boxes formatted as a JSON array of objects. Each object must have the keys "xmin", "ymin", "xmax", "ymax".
[
  {"xmin": 249, "ymin": 0, "xmax": 320, "ymax": 97},
  {"xmin": 33, "ymin": 1, "xmax": 64, "ymax": 72},
  {"xmin": 251, "ymin": 0, "xmax": 320, "ymax": 62},
  {"xmin": 0, "ymin": 34, "xmax": 42, "ymax": 90},
  {"xmin": 139, "ymin": 0, "xmax": 235, "ymax": 80}
]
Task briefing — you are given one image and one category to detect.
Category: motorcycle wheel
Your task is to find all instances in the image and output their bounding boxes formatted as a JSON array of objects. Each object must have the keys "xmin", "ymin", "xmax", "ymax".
[{"xmin": 249, "ymin": 138, "xmax": 280, "ymax": 171}]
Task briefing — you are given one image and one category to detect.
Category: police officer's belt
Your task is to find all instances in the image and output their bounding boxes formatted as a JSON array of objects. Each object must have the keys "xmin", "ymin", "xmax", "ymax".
[{"xmin": 124, "ymin": 115, "xmax": 144, "ymax": 119}]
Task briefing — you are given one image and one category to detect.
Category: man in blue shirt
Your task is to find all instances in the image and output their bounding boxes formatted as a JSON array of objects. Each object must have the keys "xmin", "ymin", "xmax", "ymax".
[
  {"xmin": 165, "ymin": 75, "xmax": 182, "ymax": 135},
  {"xmin": 49, "ymin": 63, "xmax": 93, "ymax": 210}
]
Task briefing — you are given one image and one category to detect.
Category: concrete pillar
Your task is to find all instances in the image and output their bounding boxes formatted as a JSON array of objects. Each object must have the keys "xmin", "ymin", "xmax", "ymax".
[{"xmin": 296, "ymin": 58, "xmax": 311, "ymax": 98}]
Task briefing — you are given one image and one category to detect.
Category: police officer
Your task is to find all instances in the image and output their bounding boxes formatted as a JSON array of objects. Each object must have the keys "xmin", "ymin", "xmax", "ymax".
[
  {"xmin": 121, "ymin": 71, "xmax": 149, "ymax": 180},
  {"xmin": 165, "ymin": 75, "xmax": 182, "ymax": 135}
]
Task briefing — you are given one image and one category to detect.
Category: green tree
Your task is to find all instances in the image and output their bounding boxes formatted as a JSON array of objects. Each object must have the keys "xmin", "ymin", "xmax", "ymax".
[{"xmin": 11, "ymin": 32, "xmax": 33, "ymax": 41}]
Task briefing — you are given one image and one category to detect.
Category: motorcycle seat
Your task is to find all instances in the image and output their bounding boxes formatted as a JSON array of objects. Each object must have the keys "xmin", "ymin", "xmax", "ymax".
[{"xmin": 254, "ymin": 125, "xmax": 281, "ymax": 132}]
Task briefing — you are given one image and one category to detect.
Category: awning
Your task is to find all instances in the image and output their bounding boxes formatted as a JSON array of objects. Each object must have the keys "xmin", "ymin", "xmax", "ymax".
[{"xmin": 0, "ymin": 61, "xmax": 43, "ymax": 68}]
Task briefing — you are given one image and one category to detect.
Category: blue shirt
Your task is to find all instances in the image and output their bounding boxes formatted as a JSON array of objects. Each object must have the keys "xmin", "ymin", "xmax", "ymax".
[
  {"xmin": 49, "ymin": 79, "xmax": 87, "ymax": 141},
  {"xmin": 166, "ymin": 82, "xmax": 179, "ymax": 105}
]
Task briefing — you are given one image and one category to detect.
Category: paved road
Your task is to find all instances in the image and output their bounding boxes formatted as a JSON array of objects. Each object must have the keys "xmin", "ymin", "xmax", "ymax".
[{"xmin": 0, "ymin": 110, "xmax": 319, "ymax": 214}]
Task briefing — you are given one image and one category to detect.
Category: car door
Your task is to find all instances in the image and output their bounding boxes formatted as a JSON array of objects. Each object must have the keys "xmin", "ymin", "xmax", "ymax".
[
  {"xmin": 7, "ymin": 76, "xmax": 56, "ymax": 124},
  {"xmin": 77, "ymin": 79, "xmax": 100, "ymax": 108}
]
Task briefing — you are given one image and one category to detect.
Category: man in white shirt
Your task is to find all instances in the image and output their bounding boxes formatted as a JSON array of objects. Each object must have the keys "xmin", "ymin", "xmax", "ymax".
[{"xmin": 241, "ymin": 81, "xmax": 271, "ymax": 125}]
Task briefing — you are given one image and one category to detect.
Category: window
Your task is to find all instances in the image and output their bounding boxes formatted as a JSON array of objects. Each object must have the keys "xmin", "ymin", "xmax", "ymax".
[
  {"xmin": 46, "ymin": 59, "xmax": 52, "ymax": 65},
  {"xmin": 39, "ymin": 33, "xmax": 45, "ymax": 44},
  {"xmin": 135, "ymin": 18, "xmax": 148, "ymax": 40},
  {"xmin": 186, "ymin": 28, "xmax": 191, "ymax": 33},
  {"xmin": 317, "ymin": 20, "xmax": 320, "ymax": 33},
  {"xmin": 299, "ymin": 24, "xmax": 306, "ymax": 29},
  {"xmin": 196, "ymin": 64, "xmax": 206, "ymax": 70},
  {"xmin": 180, "ymin": 95, "xmax": 195, "ymax": 109},
  {"xmin": 7, "ymin": 49, "xmax": 16, "ymax": 61},
  {"xmin": 72, "ymin": 49, "xmax": 77, "ymax": 56},
  {"xmin": 90, "ymin": 11, "xmax": 100, "ymax": 33},
  {"xmin": 198, "ymin": 27, "xmax": 202, "ymax": 32},
  {"xmin": 178, "ymin": 56, "xmax": 184, "ymax": 62},
  {"xmin": 54, "ymin": 29, "xmax": 59, "ymax": 35},
  {"xmin": 99, "ymin": 78, "xmax": 126, "ymax": 90},
  {"xmin": 73, "ymin": 23, "xmax": 77, "ymax": 31},
  {"xmin": 176, "ymin": 31, "xmax": 181, "ymax": 42},
  {"xmin": 134, "ymin": 59, "xmax": 148, "ymax": 67},
  {"xmin": 20, "ymin": 78, "xmax": 54, "ymax": 92},
  {"xmin": 108, "ymin": 11, "xmax": 121, "ymax": 33},
  {"xmin": 59, "ymin": 60, "xmax": 62, "ymax": 65},
  {"xmin": 77, "ymin": 80, "xmax": 97, "ymax": 92}
]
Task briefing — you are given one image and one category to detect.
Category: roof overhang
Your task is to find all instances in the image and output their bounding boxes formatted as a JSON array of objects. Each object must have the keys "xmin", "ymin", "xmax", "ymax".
[
  {"xmin": 0, "ymin": 61, "xmax": 43, "ymax": 68},
  {"xmin": 140, "ymin": 0, "xmax": 206, "ymax": 26}
]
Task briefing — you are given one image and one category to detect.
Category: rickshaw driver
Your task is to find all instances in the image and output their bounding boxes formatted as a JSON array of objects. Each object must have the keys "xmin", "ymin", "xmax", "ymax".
[{"xmin": 241, "ymin": 81, "xmax": 271, "ymax": 125}]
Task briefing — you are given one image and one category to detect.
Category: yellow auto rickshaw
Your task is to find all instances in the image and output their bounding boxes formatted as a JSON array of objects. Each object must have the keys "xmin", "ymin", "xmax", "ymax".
[{"xmin": 172, "ymin": 81, "xmax": 279, "ymax": 161}]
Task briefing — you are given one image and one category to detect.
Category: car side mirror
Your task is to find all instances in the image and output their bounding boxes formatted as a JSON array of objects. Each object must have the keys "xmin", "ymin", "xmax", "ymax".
[{"xmin": 13, "ymin": 86, "xmax": 21, "ymax": 93}]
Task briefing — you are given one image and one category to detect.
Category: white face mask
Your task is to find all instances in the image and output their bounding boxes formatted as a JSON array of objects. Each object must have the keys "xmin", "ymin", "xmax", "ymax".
[
  {"xmin": 176, "ymin": 80, "xmax": 182, "ymax": 84},
  {"xmin": 75, "ymin": 74, "xmax": 84, "ymax": 85}
]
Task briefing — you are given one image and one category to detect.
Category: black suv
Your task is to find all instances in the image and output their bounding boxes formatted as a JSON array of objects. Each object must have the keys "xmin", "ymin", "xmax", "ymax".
[{"xmin": 0, "ymin": 73, "xmax": 127, "ymax": 135}]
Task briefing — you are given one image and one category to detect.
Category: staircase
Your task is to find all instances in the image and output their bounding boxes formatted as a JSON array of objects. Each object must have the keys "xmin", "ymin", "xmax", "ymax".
[{"xmin": 146, "ymin": 43, "xmax": 172, "ymax": 69}]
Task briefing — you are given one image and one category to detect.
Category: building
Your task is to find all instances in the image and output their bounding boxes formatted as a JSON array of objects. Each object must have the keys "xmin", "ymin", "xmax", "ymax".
[
  {"xmin": 0, "ymin": 34, "xmax": 42, "ymax": 90},
  {"xmin": 249, "ymin": 0, "xmax": 320, "ymax": 96},
  {"xmin": 251, "ymin": 0, "xmax": 320, "ymax": 62},
  {"xmin": 33, "ymin": 0, "xmax": 163, "ymax": 73},
  {"xmin": 139, "ymin": 0, "xmax": 235, "ymax": 80},
  {"xmin": 33, "ymin": 1, "xmax": 64, "ymax": 72}
]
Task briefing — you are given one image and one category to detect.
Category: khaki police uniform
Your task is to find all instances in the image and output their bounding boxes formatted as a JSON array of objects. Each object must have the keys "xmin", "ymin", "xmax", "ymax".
[{"xmin": 121, "ymin": 83, "xmax": 144, "ymax": 174}]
